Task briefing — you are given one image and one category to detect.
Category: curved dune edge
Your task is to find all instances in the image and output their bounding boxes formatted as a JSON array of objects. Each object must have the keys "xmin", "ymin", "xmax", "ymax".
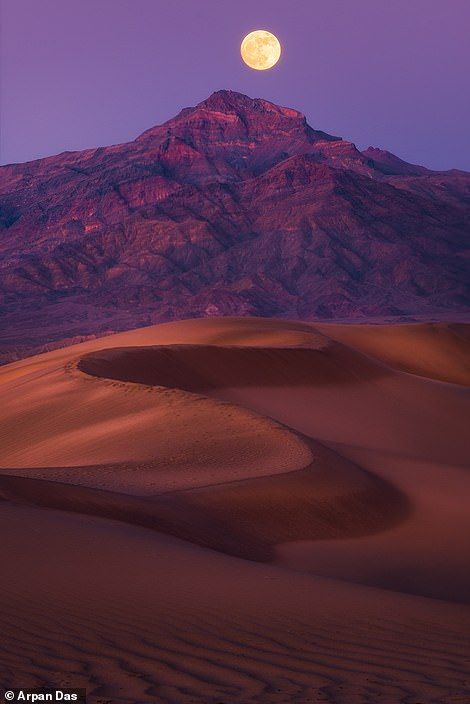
[
  {"xmin": 0, "ymin": 361, "xmax": 312, "ymax": 487},
  {"xmin": 0, "ymin": 452, "xmax": 410, "ymax": 562},
  {"xmin": 0, "ymin": 316, "xmax": 330, "ymax": 385},
  {"xmin": 76, "ymin": 342, "xmax": 392, "ymax": 392}
]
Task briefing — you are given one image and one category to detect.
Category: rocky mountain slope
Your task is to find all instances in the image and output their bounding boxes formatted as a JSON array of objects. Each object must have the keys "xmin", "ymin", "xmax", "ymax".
[{"xmin": 0, "ymin": 90, "xmax": 469, "ymax": 362}]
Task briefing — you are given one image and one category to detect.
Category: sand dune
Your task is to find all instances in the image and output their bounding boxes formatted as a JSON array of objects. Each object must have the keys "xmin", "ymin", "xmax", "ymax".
[
  {"xmin": 75, "ymin": 335, "xmax": 470, "ymax": 602},
  {"xmin": 316, "ymin": 321, "xmax": 470, "ymax": 385},
  {"xmin": 1, "ymin": 316, "xmax": 469, "ymax": 702},
  {"xmin": 0, "ymin": 351, "xmax": 310, "ymax": 493},
  {"xmin": 0, "ymin": 445, "xmax": 408, "ymax": 562}
]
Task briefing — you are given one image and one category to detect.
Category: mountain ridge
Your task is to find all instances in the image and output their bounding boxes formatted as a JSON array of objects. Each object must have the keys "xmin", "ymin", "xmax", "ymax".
[{"xmin": 0, "ymin": 90, "xmax": 469, "ymax": 363}]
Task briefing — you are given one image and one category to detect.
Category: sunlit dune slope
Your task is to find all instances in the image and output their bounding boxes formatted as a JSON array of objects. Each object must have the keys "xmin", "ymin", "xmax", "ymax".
[{"xmin": 0, "ymin": 320, "xmax": 324, "ymax": 490}]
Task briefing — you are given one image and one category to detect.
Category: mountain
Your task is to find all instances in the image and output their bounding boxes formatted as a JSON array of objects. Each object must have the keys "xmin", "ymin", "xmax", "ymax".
[{"xmin": 0, "ymin": 90, "xmax": 469, "ymax": 362}]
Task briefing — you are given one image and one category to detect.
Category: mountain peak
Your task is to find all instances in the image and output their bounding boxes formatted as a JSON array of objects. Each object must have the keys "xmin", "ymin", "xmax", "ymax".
[
  {"xmin": 197, "ymin": 90, "xmax": 305, "ymax": 120},
  {"xmin": 136, "ymin": 90, "xmax": 340, "ymax": 145}
]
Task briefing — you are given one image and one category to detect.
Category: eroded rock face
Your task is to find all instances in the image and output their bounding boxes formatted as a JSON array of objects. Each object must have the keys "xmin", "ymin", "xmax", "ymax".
[{"xmin": 0, "ymin": 90, "xmax": 469, "ymax": 362}]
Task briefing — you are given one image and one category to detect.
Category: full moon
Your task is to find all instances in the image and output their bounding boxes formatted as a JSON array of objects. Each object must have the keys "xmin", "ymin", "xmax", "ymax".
[{"xmin": 240, "ymin": 30, "xmax": 281, "ymax": 71}]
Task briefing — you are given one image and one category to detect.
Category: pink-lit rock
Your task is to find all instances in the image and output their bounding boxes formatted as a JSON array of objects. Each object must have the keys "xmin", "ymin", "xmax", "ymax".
[{"xmin": 0, "ymin": 90, "xmax": 469, "ymax": 362}]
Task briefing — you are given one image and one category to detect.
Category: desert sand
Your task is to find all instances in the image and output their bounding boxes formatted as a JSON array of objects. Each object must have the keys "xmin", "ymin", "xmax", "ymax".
[{"xmin": 0, "ymin": 316, "xmax": 469, "ymax": 703}]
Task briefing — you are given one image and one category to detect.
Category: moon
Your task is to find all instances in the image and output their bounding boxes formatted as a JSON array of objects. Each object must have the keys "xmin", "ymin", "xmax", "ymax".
[{"xmin": 240, "ymin": 30, "xmax": 281, "ymax": 71}]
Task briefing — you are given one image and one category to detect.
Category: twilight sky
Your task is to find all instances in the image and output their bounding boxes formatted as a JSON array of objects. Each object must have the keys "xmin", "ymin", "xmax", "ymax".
[{"xmin": 1, "ymin": 0, "xmax": 469, "ymax": 170}]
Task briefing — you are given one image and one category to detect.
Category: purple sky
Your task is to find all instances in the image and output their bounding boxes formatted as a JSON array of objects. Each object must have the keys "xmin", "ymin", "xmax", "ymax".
[{"xmin": 1, "ymin": 0, "xmax": 469, "ymax": 170}]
